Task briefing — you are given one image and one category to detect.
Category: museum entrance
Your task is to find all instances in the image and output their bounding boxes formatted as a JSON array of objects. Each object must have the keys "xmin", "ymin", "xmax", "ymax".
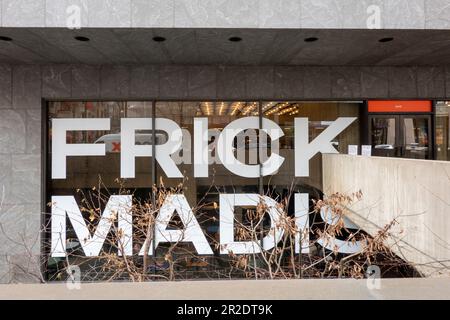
[
  {"xmin": 367, "ymin": 101, "xmax": 433, "ymax": 160},
  {"xmin": 369, "ymin": 114, "xmax": 432, "ymax": 159}
]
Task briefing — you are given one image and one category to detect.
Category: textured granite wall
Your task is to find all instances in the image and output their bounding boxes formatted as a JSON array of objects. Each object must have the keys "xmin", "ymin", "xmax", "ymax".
[
  {"xmin": 0, "ymin": 63, "xmax": 448, "ymax": 283},
  {"xmin": 0, "ymin": 0, "xmax": 449, "ymax": 29}
]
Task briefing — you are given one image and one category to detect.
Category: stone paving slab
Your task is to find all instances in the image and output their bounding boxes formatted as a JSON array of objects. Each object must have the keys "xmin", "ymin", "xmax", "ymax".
[{"xmin": 0, "ymin": 278, "xmax": 449, "ymax": 300}]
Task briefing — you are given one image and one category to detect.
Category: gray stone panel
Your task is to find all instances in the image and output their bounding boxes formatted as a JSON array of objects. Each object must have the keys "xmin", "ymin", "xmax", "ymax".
[
  {"xmin": 215, "ymin": 0, "xmax": 258, "ymax": 28},
  {"xmin": 217, "ymin": 66, "xmax": 246, "ymax": 99},
  {"xmin": 188, "ymin": 66, "xmax": 217, "ymax": 99},
  {"xmin": 26, "ymin": 109, "xmax": 41, "ymax": 155},
  {"xmin": 0, "ymin": 205, "xmax": 33, "ymax": 252},
  {"xmin": 274, "ymin": 66, "xmax": 304, "ymax": 99},
  {"xmin": 129, "ymin": 65, "xmax": 160, "ymax": 98},
  {"xmin": 12, "ymin": 66, "xmax": 41, "ymax": 109},
  {"xmin": 0, "ymin": 110, "xmax": 26, "ymax": 154},
  {"xmin": 303, "ymin": 67, "xmax": 331, "ymax": 99},
  {"xmin": 174, "ymin": 0, "xmax": 216, "ymax": 28},
  {"xmin": 174, "ymin": 0, "xmax": 258, "ymax": 28},
  {"xmin": 331, "ymin": 67, "xmax": 362, "ymax": 99},
  {"xmin": 0, "ymin": 65, "xmax": 11, "ymax": 108},
  {"xmin": 425, "ymin": 0, "xmax": 450, "ymax": 29},
  {"xmin": 71, "ymin": 65, "xmax": 100, "ymax": 98},
  {"xmin": 100, "ymin": 65, "xmax": 130, "ymax": 98},
  {"xmin": 2, "ymin": 0, "xmax": 44, "ymax": 27},
  {"xmin": 361, "ymin": 67, "xmax": 389, "ymax": 98},
  {"xmin": 159, "ymin": 66, "xmax": 188, "ymax": 99},
  {"xmin": 132, "ymin": 0, "xmax": 174, "ymax": 27},
  {"xmin": 1, "ymin": 0, "xmax": 450, "ymax": 29},
  {"xmin": 10, "ymin": 155, "xmax": 41, "ymax": 204},
  {"xmin": 417, "ymin": 67, "xmax": 445, "ymax": 98},
  {"xmin": 0, "ymin": 254, "xmax": 11, "ymax": 283},
  {"xmin": 300, "ymin": 0, "xmax": 385, "ymax": 29},
  {"xmin": 384, "ymin": 0, "xmax": 425, "ymax": 29},
  {"xmin": 258, "ymin": 0, "xmax": 301, "ymax": 28},
  {"xmin": 0, "ymin": 154, "xmax": 12, "ymax": 202},
  {"xmin": 245, "ymin": 66, "xmax": 274, "ymax": 99},
  {"xmin": 0, "ymin": 202, "xmax": 41, "ymax": 258},
  {"xmin": 7, "ymin": 254, "xmax": 42, "ymax": 283},
  {"xmin": 42, "ymin": 65, "xmax": 72, "ymax": 98},
  {"xmin": 87, "ymin": 0, "xmax": 131, "ymax": 28},
  {"xmin": 388, "ymin": 67, "xmax": 418, "ymax": 98}
]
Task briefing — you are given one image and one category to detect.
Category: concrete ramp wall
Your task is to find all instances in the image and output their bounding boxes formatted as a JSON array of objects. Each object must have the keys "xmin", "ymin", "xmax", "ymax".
[{"xmin": 322, "ymin": 154, "xmax": 450, "ymax": 277}]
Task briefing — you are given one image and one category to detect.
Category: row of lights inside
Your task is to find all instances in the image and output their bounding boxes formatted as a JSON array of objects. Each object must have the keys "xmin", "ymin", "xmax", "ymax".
[
  {"xmin": 0, "ymin": 35, "xmax": 395, "ymax": 43},
  {"xmin": 197, "ymin": 101, "xmax": 300, "ymax": 117}
]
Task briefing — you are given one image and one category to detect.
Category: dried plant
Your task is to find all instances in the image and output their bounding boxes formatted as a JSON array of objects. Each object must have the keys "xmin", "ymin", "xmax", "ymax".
[{"xmin": 28, "ymin": 179, "xmax": 419, "ymax": 283}]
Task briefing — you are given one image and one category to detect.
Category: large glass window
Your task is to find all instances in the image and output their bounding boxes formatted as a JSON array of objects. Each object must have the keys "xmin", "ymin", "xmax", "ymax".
[{"xmin": 45, "ymin": 100, "xmax": 361, "ymax": 281}]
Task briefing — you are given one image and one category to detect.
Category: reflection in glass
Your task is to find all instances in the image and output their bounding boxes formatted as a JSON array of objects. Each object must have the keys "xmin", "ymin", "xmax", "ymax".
[
  {"xmin": 371, "ymin": 117, "xmax": 396, "ymax": 157},
  {"xmin": 264, "ymin": 102, "xmax": 360, "ymax": 191},
  {"xmin": 436, "ymin": 101, "xmax": 450, "ymax": 161},
  {"xmin": 402, "ymin": 117, "xmax": 429, "ymax": 159}
]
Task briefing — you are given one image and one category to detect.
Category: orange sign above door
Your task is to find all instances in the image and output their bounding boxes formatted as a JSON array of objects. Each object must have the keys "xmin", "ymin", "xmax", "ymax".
[{"xmin": 368, "ymin": 100, "xmax": 432, "ymax": 113}]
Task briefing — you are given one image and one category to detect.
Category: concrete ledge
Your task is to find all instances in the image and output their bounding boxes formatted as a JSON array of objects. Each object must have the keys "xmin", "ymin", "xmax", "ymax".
[{"xmin": 0, "ymin": 278, "xmax": 449, "ymax": 300}]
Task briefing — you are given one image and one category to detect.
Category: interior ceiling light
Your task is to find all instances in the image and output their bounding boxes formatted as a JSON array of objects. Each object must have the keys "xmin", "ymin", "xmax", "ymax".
[
  {"xmin": 74, "ymin": 36, "xmax": 90, "ymax": 42},
  {"xmin": 218, "ymin": 102, "xmax": 227, "ymax": 116},
  {"xmin": 379, "ymin": 37, "xmax": 394, "ymax": 43},
  {"xmin": 304, "ymin": 37, "xmax": 318, "ymax": 42},
  {"xmin": 231, "ymin": 102, "xmax": 243, "ymax": 116},
  {"xmin": 228, "ymin": 36, "xmax": 242, "ymax": 42},
  {"xmin": 153, "ymin": 36, "xmax": 166, "ymax": 42},
  {"xmin": 0, "ymin": 36, "xmax": 13, "ymax": 41}
]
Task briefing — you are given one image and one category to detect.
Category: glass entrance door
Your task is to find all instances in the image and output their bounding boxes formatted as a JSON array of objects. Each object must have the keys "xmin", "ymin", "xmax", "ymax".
[
  {"xmin": 370, "ymin": 116, "xmax": 398, "ymax": 157},
  {"xmin": 370, "ymin": 115, "xmax": 432, "ymax": 159},
  {"xmin": 401, "ymin": 116, "xmax": 431, "ymax": 159}
]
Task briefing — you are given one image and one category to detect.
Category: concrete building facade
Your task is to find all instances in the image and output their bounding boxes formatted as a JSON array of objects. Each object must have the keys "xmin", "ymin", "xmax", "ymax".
[{"xmin": 1, "ymin": 0, "xmax": 450, "ymax": 283}]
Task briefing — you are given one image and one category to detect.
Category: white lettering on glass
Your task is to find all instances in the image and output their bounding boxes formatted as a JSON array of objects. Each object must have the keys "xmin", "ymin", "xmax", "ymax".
[
  {"xmin": 295, "ymin": 117, "xmax": 356, "ymax": 177},
  {"xmin": 51, "ymin": 195, "xmax": 132, "ymax": 257},
  {"xmin": 52, "ymin": 117, "xmax": 354, "ymax": 179},
  {"xmin": 52, "ymin": 118, "xmax": 110, "ymax": 179},
  {"xmin": 139, "ymin": 194, "xmax": 213, "ymax": 256},
  {"xmin": 120, "ymin": 118, "xmax": 183, "ymax": 178},
  {"xmin": 51, "ymin": 193, "xmax": 310, "ymax": 257}
]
